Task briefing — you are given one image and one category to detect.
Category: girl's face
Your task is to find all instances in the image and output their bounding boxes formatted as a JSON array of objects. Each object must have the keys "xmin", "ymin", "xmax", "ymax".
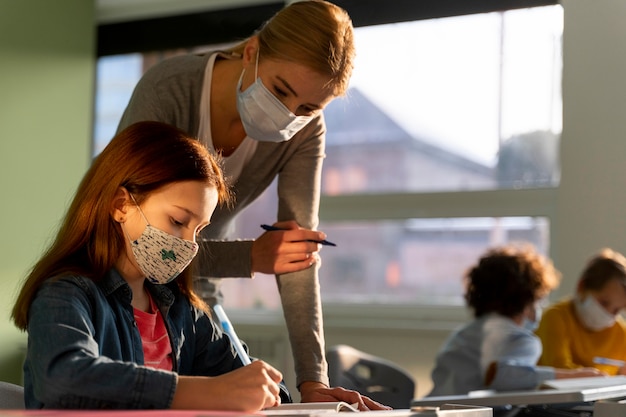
[
  {"xmin": 117, "ymin": 180, "xmax": 217, "ymax": 280},
  {"xmin": 125, "ymin": 180, "xmax": 216, "ymax": 242},
  {"xmin": 583, "ymin": 278, "xmax": 626, "ymax": 316}
]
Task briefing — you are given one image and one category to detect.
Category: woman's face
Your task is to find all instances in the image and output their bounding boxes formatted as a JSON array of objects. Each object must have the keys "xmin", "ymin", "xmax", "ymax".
[
  {"xmin": 240, "ymin": 41, "xmax": 337, "ymax": 117},
  {"xmin": 583, "ymin": 278, "xmax": 626, "ymax": 316}
]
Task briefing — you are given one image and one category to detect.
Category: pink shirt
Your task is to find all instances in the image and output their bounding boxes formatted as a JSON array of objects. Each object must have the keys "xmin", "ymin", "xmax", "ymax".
[{"xmin": 134, "ymin": 295, "xmax": 173, "ymax": 371}]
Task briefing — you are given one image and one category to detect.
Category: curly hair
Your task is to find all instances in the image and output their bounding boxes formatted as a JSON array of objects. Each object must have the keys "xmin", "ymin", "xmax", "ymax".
[{"xmin": 464, "ymin": 244, "xmax": 561, "ymax": 318}]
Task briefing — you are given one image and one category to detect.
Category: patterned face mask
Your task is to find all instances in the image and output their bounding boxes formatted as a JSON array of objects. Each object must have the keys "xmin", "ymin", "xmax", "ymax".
[{"xmin": 125, "ymin": 197, "xmax": 199, "ymax": 285}]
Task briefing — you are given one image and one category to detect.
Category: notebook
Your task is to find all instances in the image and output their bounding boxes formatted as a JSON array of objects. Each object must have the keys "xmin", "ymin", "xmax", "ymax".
[
  {"xmin": 262, "ymin": 402, "xmax": 359, "ymax": 416},
  {"xmin": 539, "ymin": 375, "xmax": 626, "ymax": 390}
]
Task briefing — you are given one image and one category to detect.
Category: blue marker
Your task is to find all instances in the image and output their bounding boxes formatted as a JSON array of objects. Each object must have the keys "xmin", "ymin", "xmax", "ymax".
[
  {"xmin": 260, "ymin": 224, "xmax": 336, "ymax": 247},
  {"xmin": 213, "ymin": 304, "xmax": 251, "ymax": 365},
  {"xmin": 593, "ymin": 356, "xmax": 625, "ymax": 367}
]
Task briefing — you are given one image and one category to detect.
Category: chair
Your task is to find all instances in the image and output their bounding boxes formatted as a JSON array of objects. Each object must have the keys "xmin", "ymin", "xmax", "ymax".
[
  {"xmin": 0, "ymin": 381, "xmax": 24, "ymax": 409},
  {"xmin": 326, "ymin": 344, "xmax": 416, "ymax": 409}
]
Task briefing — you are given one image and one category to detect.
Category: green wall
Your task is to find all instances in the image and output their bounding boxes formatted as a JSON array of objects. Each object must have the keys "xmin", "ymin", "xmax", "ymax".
[{"xmin": 0, "ymin": 0, "xmax": 94, "ymax": 384}]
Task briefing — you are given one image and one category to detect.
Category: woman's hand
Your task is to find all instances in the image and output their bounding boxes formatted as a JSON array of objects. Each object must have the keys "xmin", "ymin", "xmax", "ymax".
[
  {"xmin": 299, "ymin": 381, "xmax": 392, "ymax": 411},
  {"xmin": 252, "ymin": 220, "xmax": 326, "ymax": 274},
  {"xmin": 171, "ymin": 360, "xmax": 283, "ymax": 411}
]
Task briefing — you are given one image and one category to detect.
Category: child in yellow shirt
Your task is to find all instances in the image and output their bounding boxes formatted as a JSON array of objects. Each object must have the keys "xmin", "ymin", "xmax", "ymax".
[{"xmin": 536, "ymin": 248, "xmax": 626, "ymax": 375}]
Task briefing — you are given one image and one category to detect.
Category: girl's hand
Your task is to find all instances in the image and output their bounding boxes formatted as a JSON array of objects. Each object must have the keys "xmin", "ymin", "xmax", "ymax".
[{"xmin": 172, "ymin": 360, "xmax": 283, "ymax": 411}]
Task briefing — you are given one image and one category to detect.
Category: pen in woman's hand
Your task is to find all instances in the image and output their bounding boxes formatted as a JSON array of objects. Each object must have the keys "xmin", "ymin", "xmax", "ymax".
[{"xmin": 260, "ymin": 224, "xmax": 336, "ymax": 247}]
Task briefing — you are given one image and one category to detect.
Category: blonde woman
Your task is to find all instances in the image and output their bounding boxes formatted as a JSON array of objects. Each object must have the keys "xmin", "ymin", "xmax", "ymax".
[{"xmin": 117, "ymin": 1, "xmax": 386, "ymax": 409}]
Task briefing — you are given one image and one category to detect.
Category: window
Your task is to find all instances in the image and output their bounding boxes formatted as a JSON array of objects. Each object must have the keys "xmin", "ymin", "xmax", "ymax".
[{"xmin": 93, "ymin": 4, "xmax": 563, "ymax": 312}]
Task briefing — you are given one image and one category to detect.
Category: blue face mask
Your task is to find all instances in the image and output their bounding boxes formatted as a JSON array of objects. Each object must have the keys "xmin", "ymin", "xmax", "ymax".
[
  {"xmin": 235, "ymin": 50, "xmax": 314, "ymax": 142},
  {"xmin": 523, "ymin": 303, "xmax": 543, "ymax": 332}
]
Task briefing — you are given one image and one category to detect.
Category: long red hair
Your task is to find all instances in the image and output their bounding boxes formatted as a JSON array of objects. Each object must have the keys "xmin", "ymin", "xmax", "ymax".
[{"xmin": 12, "ymin": 121, "xmax": 231, "ymax": 330}]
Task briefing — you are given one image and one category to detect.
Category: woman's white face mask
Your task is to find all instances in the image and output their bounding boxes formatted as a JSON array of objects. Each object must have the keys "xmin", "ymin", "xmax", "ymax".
[
  {"xmin": 574, "ymin": 294, "xmax": 617, "ymax": 331},
  {"xmin": 235, "ymin": 50, "xmax": 314, "ymax": 143}
]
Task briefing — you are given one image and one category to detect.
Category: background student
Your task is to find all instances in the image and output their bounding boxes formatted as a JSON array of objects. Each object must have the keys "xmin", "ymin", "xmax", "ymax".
[
  {"xmin": 536, "ymin": 248, "xmax": 626, "ymax": 375},
  {"xmin": 116, "ymin": 0, "xmax": 358, "ymax": 403},
  {"xmin": 11, "ymin": 121, "xmax": 288, "ymax": 410},
  {"xmin": 427, "ymin": 244, "xmax": 603, "ymax": 397}
]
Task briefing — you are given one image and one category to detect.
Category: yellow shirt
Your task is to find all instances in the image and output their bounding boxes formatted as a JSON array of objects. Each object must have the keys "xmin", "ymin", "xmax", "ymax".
[{"xmin": 536, "ymin": 298, "xmax": 626, "ymax": 375}]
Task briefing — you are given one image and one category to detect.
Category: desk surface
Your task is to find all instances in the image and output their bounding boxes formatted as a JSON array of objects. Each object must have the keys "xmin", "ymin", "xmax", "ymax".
[
  {"xmin": 411, "ymin": 384, "xmax": 626, "ymax": 408},
  {"xmin": 0, "ymin": 411, "xmax": 251, "ymax": 417},
  {"xmin": 0, "ymin": 407, "xmax": 492, "ymax": 417}
]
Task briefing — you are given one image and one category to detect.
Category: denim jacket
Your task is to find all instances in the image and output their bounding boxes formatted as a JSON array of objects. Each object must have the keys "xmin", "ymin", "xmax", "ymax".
[{"xmin": 24, "ymin": 269, "xmax": 244, "ymax": 409}]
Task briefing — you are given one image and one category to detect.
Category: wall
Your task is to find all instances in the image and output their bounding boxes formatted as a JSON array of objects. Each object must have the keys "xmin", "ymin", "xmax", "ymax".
[
  {"xmin": 0, "ymin": 0, "xmax": 94, "ymax": 384},
  {"xmin": 552, "ymin": 0, "xmax": 626, "ymax": 297}
]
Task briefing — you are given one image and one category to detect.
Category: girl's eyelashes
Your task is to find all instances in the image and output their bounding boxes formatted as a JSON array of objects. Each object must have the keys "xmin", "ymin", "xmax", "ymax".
[{"xmin": 171, "ymin": 217, "xmax": 184, "ymax": 227}]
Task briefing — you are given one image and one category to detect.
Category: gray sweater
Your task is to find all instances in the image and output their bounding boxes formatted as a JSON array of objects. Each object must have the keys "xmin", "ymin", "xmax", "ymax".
[{"xmin": 117, "ymin": 52, "xmax": 328, "ymax": 387}]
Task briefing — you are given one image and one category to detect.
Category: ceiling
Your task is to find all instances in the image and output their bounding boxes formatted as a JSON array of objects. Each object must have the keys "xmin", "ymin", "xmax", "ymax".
[{"xmin": 95, "ymin": 0, "xmax": 286, "ymax": 24}]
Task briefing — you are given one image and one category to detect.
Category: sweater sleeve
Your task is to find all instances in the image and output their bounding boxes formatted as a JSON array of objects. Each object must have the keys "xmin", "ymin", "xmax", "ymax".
[
  {"xmin": 482, "ymin": 317, "xmax": 551, "ymax": 391},
  {"xmin": 276, "ymin": 116, "xmax": 328, "ymax": 387},
  {"xmin": 490, "ymin": 361, "xmax": 555, "ymax": 391},
  {"xmin": 195, "ymin": 240, "xmax": 254, "ymax": 278}
]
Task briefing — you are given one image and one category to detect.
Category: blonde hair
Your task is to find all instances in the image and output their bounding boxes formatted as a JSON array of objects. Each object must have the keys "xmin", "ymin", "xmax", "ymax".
[
  {"xmin": 227, "ymin": 0, "xmax": 355, "ymax": 96},
  {"xmin": 579, "ymin": 248, "xmax": 626, "ymax": 291}
]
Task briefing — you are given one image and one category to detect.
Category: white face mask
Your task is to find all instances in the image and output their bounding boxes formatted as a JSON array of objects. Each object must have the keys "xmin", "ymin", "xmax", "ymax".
[
  {"xmin": 235, "ymin": 50, "xmax": 314, "ymax": 142},
  {"xmin": 124, "ymin": 200, "xmax": 199, "ymax": 285},
  {"xmin": 574, "ymin": 294, "xmax": 617, "ymax": 331}
]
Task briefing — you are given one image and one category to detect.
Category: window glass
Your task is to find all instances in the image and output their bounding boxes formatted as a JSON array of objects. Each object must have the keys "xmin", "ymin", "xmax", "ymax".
[
  {"xmin": 324, "ymin": 6, "xmax": 563, "ymax": 194},
  {"xmin": 94, "ymin": 54, "xmax": 142, "ymax": 155},
  {"xmin": 220, "ymin": 216, "xmax": 550, "ymax": 308}
]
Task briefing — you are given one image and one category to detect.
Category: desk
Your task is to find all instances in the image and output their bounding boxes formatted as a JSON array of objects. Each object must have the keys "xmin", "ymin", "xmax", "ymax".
[
  {"xmin": 411, "ymin": 384, "xmax": 626, "ymax": 417},
  {"xmin": 0, "ymin": 406, "xmax": 492, "ymax": 417},
  {"xmin": 0, "ymin": 411, "xmax": 251, "ymax": 417}
]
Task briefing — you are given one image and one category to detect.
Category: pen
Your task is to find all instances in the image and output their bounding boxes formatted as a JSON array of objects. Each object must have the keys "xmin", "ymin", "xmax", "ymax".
[
  {"xmin": 212, "ymin": 304, "xmax": 252, "ymax": 365},
  {"xmin": 260, "ymin": 224, "xmax": 336, "ymax": 247},
  {"xmin": 593, "ymin": 356, "xmax": 626, "ymax": 367}
]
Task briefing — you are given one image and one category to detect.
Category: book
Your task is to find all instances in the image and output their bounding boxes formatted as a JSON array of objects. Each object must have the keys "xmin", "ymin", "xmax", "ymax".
[
  {"xmin": 539, "ymin": 375, "xmax": 626, "ymax": 390},
  {"xmin": 262, "ymin": 402, "xmax": 359, "ymax": 416}
]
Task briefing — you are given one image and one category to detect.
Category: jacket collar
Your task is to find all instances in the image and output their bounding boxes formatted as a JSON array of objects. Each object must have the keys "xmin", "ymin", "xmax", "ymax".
[{"xmin": 100, "ymin": 268, "xmax": 175, "ymax": 308}]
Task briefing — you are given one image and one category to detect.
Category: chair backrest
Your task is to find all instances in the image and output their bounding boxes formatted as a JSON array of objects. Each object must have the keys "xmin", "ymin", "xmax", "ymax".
[
  {"xmin": 0, "ymin": 381, "xmax": 24, "ymax": 409},
  {"xmin": 326, "ymin": 344, "xmax": 416, "ymax": 409}
]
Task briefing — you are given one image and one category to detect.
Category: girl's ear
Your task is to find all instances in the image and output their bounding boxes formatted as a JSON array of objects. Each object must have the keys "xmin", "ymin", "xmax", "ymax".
[{"xmin": 111, "ymin": 187, "xmax": 131, "ymax": 223}]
